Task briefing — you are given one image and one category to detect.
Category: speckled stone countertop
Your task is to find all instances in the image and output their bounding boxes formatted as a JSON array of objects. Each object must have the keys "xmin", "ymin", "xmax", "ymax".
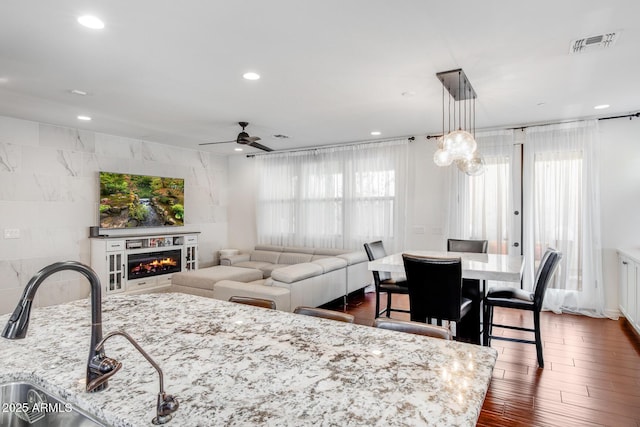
[{"xmin": 0, "ymin": 293, "xmax": 497, "ymax": 426}]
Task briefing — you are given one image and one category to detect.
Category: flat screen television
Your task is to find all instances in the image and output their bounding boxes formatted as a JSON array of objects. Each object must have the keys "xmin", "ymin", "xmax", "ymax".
[{"xmin": 99, "ymin": 172, "xmax": 185, "ymax": 229}]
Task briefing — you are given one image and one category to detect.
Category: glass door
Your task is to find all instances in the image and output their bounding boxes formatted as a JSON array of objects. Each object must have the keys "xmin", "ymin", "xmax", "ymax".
[{"xmin": 454, "ymin": 130, "xmax": 521, "ymax": 257}]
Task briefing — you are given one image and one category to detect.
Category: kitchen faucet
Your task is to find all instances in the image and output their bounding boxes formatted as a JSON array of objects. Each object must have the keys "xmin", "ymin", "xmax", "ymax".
[
  {"xmin": 1, "ymin": 261, "xmax": 121, "ymax": 392},
  {"xmin": 89, "ymin": 330, "xmax": 179, "ymax": 425}
]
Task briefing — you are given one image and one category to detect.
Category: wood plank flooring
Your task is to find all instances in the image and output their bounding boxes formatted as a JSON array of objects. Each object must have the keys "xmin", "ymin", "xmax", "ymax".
[{"xmin": 323, "ymin": 291, "xmax": 640, "ymax": 427}]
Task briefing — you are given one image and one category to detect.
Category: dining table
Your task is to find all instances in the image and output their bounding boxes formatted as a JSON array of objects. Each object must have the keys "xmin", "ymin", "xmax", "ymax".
[{"xmin": 367, "ymin": 250, "xmax": 525, "ymax": 344}]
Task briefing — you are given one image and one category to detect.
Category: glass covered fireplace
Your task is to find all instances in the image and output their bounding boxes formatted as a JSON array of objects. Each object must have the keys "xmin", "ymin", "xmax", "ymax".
[{"xmin": 127, "ymin": 249, "xmax": 182, "ymax": 280}]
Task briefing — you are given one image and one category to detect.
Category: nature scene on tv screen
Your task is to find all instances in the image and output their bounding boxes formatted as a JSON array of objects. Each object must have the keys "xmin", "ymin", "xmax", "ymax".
[{"xmin": 99, "ymin": 172, "xmax": 185, "ymax": 228}]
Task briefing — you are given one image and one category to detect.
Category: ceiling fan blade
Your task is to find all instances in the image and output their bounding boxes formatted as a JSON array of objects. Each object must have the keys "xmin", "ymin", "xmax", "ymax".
[
  {"xmin": 198, "ymin": 140, "xmax": 235, "ymax": 146},
  {"xmin": 248, "ymin": 141, "xmax": 273, "ymax": 152},
  {"xmin": 240, "ymin": 136, "xmax": 261, "ymax": 143}
]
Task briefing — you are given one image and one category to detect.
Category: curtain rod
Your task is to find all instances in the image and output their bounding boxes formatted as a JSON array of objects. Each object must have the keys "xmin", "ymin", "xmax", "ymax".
[
  {"xmin": 246, "ymin": 135, "xmax": 415, "ymax": 158},
  {"xmin": 508, "ymin": 111, "xmax": 640, "ymax": 131},
  {"xmin": 425, "ymin": 111, "xmax": 639, "ymax": 139}
]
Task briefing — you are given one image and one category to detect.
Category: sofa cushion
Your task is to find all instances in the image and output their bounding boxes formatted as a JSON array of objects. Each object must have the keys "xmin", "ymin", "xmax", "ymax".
[
  {"xmin": 313, "ymin": 257, "xmax": 347, "ymax": 273},
  {"xmin": 337, "ymin": 251, "xmax": 368, "ymax": 265},
  {"xmin": 278, "ymin": 252, "xmax": 314, "ymax": 265},
  {"xmin": 314, "ymin": 248, "xmax": 349, "ymax": 256},
  {"xmin": 171, "ymin": 266, "xmax": 263, "ymax": 291},
  {"xmin": 254, "ymin": 244, "xmax": 284, "ymax": 253},
  {"xmin": 249, "ymin": 250, "xmax": 281, "ymax": 264},
  {"xmin": 270, "ymin": 262, "xmax": 323, "ymax": 284},
  {"xmin": 259, "ymin": 264, "xmax": 291, "ymax": 278},
  {"xmin": 234, "ymin": 261, "xmax": 274, "ymax": 274},
  {"xmin": 283, "ymin": 246, "xmax": 316, "ymax": 255}
]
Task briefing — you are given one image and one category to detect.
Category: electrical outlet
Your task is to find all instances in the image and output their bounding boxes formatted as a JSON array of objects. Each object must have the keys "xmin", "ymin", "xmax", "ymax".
[
  {"xmin": 4, "ymin": 228, "xmax": 20, "ymax": 239},
  {"xmin": 412, "ymin": 226, "xmax": 426, "ymax": 234}
]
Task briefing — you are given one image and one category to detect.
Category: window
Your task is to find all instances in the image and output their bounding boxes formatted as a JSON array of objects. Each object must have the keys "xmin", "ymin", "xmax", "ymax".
[{"xmin": 256, "ymin": 140, "xmax": 408, "ymax": 250}]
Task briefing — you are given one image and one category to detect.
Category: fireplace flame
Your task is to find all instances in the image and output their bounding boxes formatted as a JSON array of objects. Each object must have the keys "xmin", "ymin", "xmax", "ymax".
[{"xmin": 131, "ymin": 257, "xmax": 178, "ymax": 274}]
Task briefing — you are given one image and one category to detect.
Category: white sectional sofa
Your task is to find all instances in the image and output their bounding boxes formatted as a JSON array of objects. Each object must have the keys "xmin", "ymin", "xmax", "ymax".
[{"xmin": 171, "ymin": 244, "xmax": 371, "ymax": 311}]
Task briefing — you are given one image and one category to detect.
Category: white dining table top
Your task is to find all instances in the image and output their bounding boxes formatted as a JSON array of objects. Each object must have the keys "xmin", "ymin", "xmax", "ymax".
[{"xmin": 368, "ymin": 250, "xmax": 525, "ymax": 283}]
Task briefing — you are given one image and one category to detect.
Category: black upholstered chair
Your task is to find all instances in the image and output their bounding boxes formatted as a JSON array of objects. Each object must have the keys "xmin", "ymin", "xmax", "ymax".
[
  {"xmin": 447, "ymin": 238, "xmax": 488, "ymax": 344},
  {"xmin": 229, "ymin": 296, "xmax": 277, "ymax": 309},
  {"xmin": 401, "ymin": 254, "xmax": 472, "ymax": 340},
  {"xmin": 374, "ymin": 318, "xmax": 452, "ymax": 340},
  {"xmin": 293, "ymin": 306, "xmax": 355, "ymax": 323},
  {"xmin": 364, "ymin": 241, "xmax": 410, "ymax": 318},
  {"xmin": 483, "ymin": 248, "xmax": 562, "ymax": 368}
]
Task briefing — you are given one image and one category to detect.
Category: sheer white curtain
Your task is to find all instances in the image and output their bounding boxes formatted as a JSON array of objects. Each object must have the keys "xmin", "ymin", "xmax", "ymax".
[
  {"xmin": 449, "ymin": 129, "xmax": 516, "ymax": 254},
  {"xmin": 255, "ymin": 139, "xmax": 408, "ymax": 251},
  {"xmin": 523, "ymin": 120, "xmax": 606, "ymax": 316}
]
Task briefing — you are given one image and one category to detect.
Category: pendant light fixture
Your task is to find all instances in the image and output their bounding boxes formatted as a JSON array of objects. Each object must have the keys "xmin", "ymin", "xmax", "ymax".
[{"xmin": 433, "ymin": 69, "xmax": 484, "ymax": 176}]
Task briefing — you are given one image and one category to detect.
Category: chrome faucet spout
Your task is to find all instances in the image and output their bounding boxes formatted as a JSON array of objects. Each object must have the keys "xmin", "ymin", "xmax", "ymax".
[
  {"xmin": 1, "ymin": 261, "xmax": 117, "ymax": 392},
  {"xmin": 93, "ymin": 330, "xmax": 179, "ymax": 424}
]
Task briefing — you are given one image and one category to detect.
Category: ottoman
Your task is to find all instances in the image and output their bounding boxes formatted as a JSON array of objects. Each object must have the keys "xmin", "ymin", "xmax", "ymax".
[{"xmin": 171, "ymin": 265, "xmax": 263, "ymax": 298}]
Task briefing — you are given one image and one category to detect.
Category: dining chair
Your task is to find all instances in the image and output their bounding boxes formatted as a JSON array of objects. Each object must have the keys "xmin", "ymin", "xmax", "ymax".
[
  {"xmin": 229, "ymin": 296, "xmax": 277, "ymax": 310},
  {"xmin": 401, "ymin": 254, "xmax": 472, "ymax": 340},
  {"xmin": 293, "ymin": 306, "xmax": 355, "ymax": 323},
  {"xmin": 447, "ymin": 238, "xmax": 488, "ymax": 344},
  {"xmin": 483, "ymin": 248, "xmax": 562, "ymax": 368},
  {"xmin": 447, "ymin": 238, "xmax": 488, "ymax": 254},
  {"xmin": 374, "ymin": 318, "xmax": 452, "ymax": 340},
  {"xmin": 364, "ymin": 241, "xmax": 410, "ymax": 318}
]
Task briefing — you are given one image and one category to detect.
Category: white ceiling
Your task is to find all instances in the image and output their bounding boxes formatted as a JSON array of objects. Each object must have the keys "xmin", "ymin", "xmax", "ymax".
[{"xmin": 1, "ymin": 1, "xmax": 639, "ymax": 154}]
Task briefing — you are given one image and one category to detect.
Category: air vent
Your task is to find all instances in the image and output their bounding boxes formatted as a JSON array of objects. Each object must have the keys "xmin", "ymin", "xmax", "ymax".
[
  {"xmin": 569, "ymin": 31, "xmax": 620, "ymax": 54},
  {"xmin": 272, "ymin": 134, "xmax": 290, "ymax": 139}
]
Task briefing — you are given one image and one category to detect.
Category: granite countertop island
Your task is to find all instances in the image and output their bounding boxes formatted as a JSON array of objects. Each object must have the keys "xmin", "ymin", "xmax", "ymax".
[{"xmin": 0, "ymin": 293, "xmax": 497, "ymax": 426}]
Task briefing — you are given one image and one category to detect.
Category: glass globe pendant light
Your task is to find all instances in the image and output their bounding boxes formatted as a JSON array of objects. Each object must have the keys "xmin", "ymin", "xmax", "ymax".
[
  {"xmin": 456, "ymin": 151, "xmax": 485, "ymax": 176},
  {"xmin": 433, "ymin": 68, "xmax": 484, "ymax": 176}
]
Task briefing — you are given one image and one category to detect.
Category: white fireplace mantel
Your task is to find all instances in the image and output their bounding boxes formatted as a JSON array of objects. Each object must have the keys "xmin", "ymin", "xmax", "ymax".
[{"xmin": 90, "ymin": 231, "xmax": 199, "ymax": 297}]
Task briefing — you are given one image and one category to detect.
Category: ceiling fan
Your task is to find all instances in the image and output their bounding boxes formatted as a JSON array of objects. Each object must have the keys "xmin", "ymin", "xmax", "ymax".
[{"xmin": 199, "ymin": 121, "xmax": 273, "ymax": 152}]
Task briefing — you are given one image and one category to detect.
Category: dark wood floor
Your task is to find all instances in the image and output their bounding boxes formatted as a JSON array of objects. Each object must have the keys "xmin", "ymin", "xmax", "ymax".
[{"xmin": 324, "ymin": 291, "xmax": 640, "ymax": 427}]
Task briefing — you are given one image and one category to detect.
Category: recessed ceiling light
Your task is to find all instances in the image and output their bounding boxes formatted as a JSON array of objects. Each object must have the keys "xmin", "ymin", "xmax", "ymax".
[
  {"xmin": 370, "ymin": 131, "xmax": 381, "ymax": 136},
  {"xmin": 594, "ymin": 104, "xmax": 610, "ymax": 110},
  {"xmin": 77, "ymin": 115, "xmax": 92, "ymax": 121},
  {"xmin": 77, "ymin": 15, "xmax": 105, "ymax": 30},
  {"xmin": 70, "ymin": 89, "xmax": 88, "ymax": 96},
  {"xmin": 234, "ymin": 147, "xmax": 243, "ymax": 152},
  {"xmin": 242, "ymin": 72, "xmax": 260, "ymax": 81}
]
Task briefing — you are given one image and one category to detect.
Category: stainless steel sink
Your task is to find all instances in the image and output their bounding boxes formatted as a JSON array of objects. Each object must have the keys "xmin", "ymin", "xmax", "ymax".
[{"xmin": 0, "ymin": 381, "xmax": 107, "ymax": 426}]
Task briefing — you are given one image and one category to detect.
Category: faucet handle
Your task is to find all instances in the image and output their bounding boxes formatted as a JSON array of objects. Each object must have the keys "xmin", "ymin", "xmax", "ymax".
[
  {"xmin": 86, "ymin": 355, "xmax": 122, "ymax": 392},
  {"xmin": 152, "ymin": 392, "xmax": 179, "ymax": 425}
]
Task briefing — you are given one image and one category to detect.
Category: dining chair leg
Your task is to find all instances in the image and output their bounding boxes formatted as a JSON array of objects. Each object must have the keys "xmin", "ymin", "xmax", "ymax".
[
  {"xmin": 534, "ymin": 310, "xmax": 544, "ymax": 368},
  {"xmin": 375, "ymin": 290, "xmax": 382, "ymax": 318},
  {"xmin": 483, "ymin": 305, "xmax": 492, "ymax": 346},
  {"xmin": 385, "ymin": 292, "xmax": 392, "ymax": 318}
]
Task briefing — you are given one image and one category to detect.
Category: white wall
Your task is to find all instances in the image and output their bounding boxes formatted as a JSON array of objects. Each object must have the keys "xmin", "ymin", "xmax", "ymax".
[
  {"xmin": 227, "ymin": 119, "xmax": 640, "ymax": 314},
  {"xmin": 599, "ymin": 118, "xmax": 640, "ymax": 315},
  {"xmin": 0, "ymin": 115, "xmax": 229, "ymax": 315},
  {"xmin": 227, "ymin": 154, "xmax": 258, "ymax": 250}
]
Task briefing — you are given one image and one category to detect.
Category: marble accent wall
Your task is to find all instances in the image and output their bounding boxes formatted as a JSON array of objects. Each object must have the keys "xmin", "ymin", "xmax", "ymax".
[{"xmin": 0, "ymin": 115, "xmax": 228, "ymax": 314}]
